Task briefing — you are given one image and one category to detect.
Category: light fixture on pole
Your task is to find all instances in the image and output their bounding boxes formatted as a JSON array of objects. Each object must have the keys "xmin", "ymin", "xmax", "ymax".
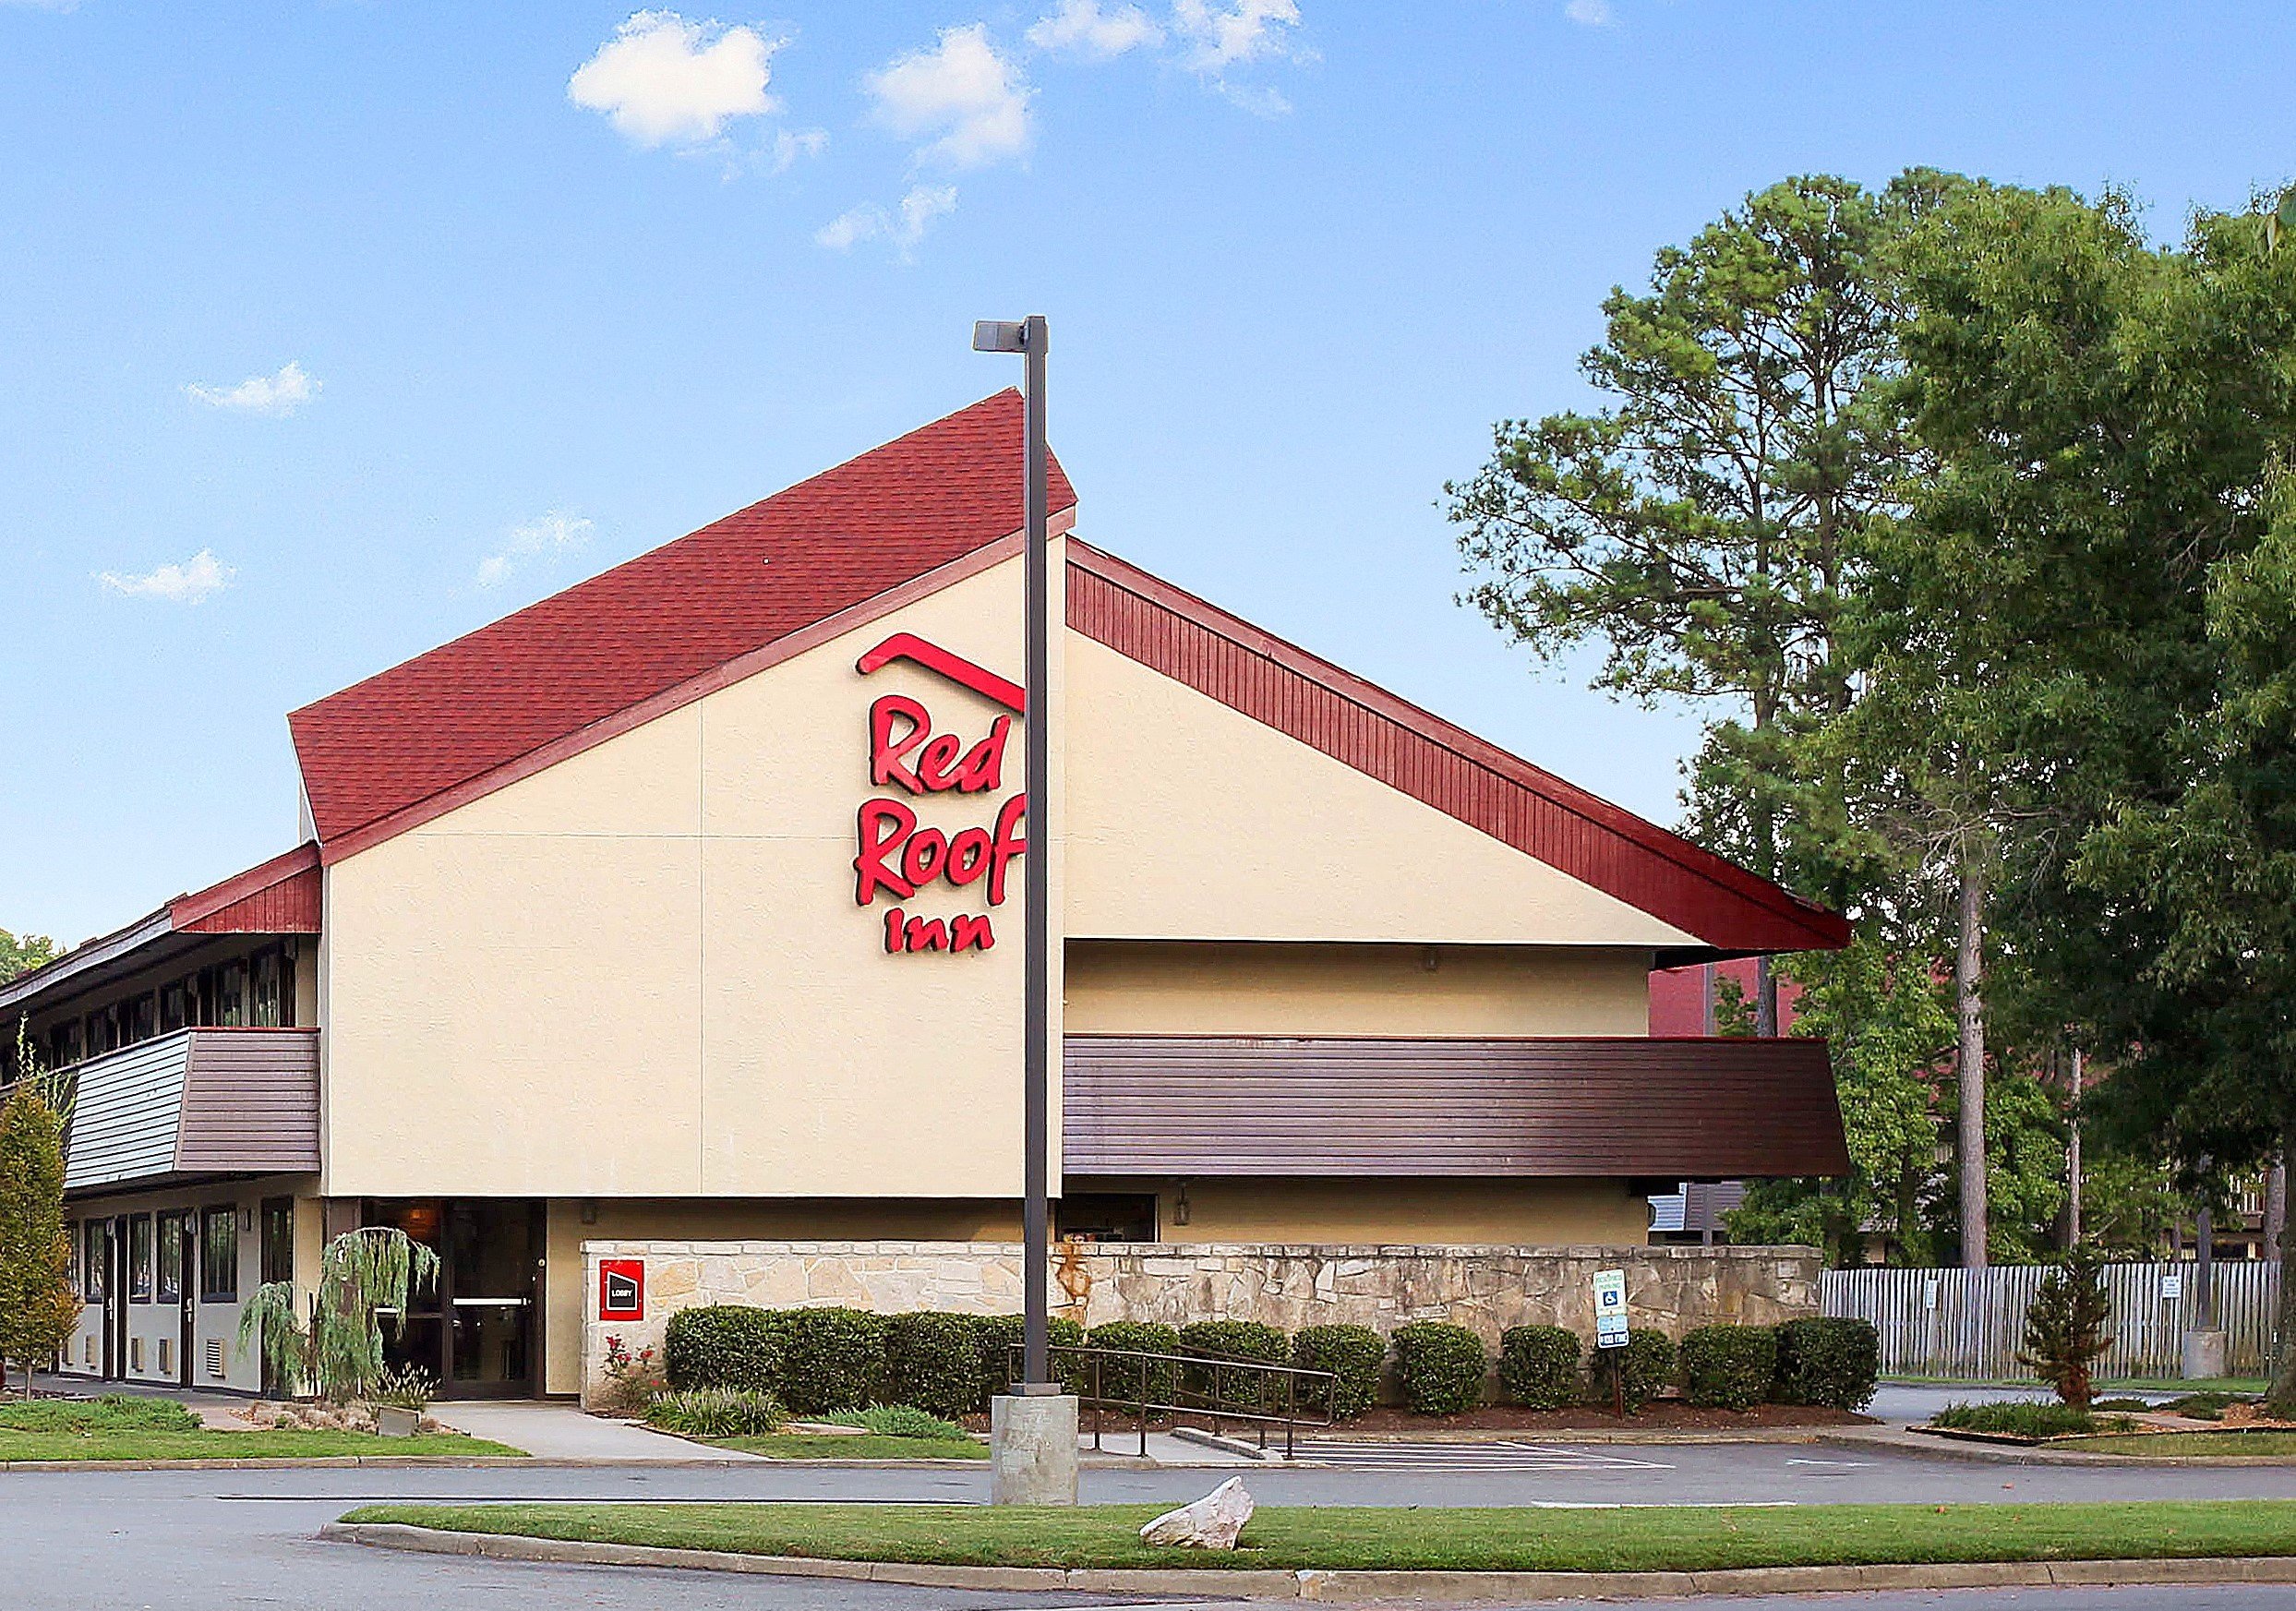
[{"xmin": 973, "ymin": 314, "xmax": 1075, "ymax": 1505}]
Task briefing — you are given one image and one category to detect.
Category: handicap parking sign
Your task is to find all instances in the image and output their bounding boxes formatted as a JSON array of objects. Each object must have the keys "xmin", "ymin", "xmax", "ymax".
[{"xmin": 1593, "ymin": 1268, "xmax": 1629, "ymax": 1349}]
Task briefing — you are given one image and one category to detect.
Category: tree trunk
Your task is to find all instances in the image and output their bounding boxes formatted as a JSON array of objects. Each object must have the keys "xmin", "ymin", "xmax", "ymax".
[
  {"xmin": 1755, "ymin": 955, "xmax": 1778, "ymax": 1037},
  {"xmin": 2271, "ymin": 1112, "xmax": 2296, "ymax": 1415},
  {"xmin": 1956, "ymin": 857, "xmax": 1989, "ymax": 1268},
  {"xmin": 2266, "ymin": 1155, "xmax": 2286, "ymax": 1266},
  {"xmin": 2066, "ymin": 1049, "xmax": 2084, "ymax": 1248}
]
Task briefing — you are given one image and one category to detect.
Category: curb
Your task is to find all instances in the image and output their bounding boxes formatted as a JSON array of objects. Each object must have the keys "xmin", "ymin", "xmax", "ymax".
[
  {"xmin": 1812, "ymin": 1429, "xmax": 2296, "ymax": 1470},
  {"xmin": 321, "ymin": 1524, "xmax": 2296, "ymax": 1601},
  {"xmin": 0, "ymin": 1455, "xmax": 998, "ymax": 1473}
]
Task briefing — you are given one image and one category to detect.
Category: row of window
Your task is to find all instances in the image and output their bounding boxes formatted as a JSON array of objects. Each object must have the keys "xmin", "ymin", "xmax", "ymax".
[
  {"xmin": 70, "ymin": 1204, "xmax": 282, "ymax": 1307},
  {"xmin": 32, "ymin": 944, "xmax": 291, "ymax": 1075}
]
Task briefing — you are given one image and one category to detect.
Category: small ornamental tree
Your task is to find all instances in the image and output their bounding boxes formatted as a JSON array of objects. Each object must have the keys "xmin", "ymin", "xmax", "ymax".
[
  {"xmin": 2019, "ymin": 1242, "xmax": 2113, "ymax": 1409},
  {"xmin": 238, "ymin": 1226, "xmax": 439, "ymax": 1402},
  {"xmin": 0, "ymin": 1068, "xmax": 79, "ymax": 1396}
]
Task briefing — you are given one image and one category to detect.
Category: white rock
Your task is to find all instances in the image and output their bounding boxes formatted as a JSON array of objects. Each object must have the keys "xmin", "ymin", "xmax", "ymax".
[{"xmin": 1139, "ymin": 1476, "xmax": 1255, "ymax": 1550}]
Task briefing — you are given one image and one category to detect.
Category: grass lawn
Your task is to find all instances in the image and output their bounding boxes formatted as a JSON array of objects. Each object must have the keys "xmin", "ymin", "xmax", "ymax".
[
  {"xmin": 712, "ymin": 1434, "xmax": 987, "ymax": 1461},
  {"xmin": 2059, "ymin": 1431, "xmax": 2296, "ymax": 1457},
  {"xmin": 338, "ymin": 1500, "xmax": 2296, "ymax": 1573},
  {"xmin": 0, "ymin": 1395, "xmax": 523, "ymax": 1461}
]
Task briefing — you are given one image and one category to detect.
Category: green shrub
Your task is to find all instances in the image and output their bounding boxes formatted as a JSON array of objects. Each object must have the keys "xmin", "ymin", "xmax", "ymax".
[
  {"xmin": 1086, "ymin": 1320, "xmax": 1184, "ymax": 1403},
  {"xmin": 1179, "ymin": 1320, "xmax": 1292, "ymax": 1413},
  {"xmin": 825, "ymin": 1403, "xmax": 971, "ymax": 1439},
  {"xmin": 1590, "ymin": 1329, "xmax": 1677, "ymax": 1413},
  {"xmin": 776, "ymin": 1306, "xmax": 888, "ymax": 1414},
  {"xmin": 1292, "ymin": 1325, "xmax": 1388, "ymax": 1420},
  {"xmin": 1772, "ymin": 1317, "xmax": 1879, "ymax": 1411},
  {"xmin": 1679, "ymin": 1324, "xmax": 1778, "ymax": 1411},
  {"xmin": 968, "ymin": 1313, "xmax": 1088, "ymax": 1401},
  {"xmin": 644, "ymin": 1386, "xmax": 785, "ymax": 1438},
  {"xmin": 2165, "ymin": 1390, "xmax": 2245, "ymax": 1421},
  {"xmin": 1932, "ymin": 1400, "xmax": 2110, "ymax": 1437},
  {"xmin": 663, "ymin": 1304, "xmax": 786, "ymax": 1394},
  {"xmin": 1390, "ymin": 1321, "xmax": 1488, "ymax": 1416},
  {"xmin": 1497, "ymin": 1325, "xmax": 1581, "ymax": 1410},
  {"xmin": 881, "ymin": 1311, "xmax": 985, "ymax": 1421}
]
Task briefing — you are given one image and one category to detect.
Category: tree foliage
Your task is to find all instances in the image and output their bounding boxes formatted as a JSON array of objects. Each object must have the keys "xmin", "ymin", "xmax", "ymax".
[
  {"xmin": 0, "ymin": 929, "xmax": 54, "ymax": 987},
  {"xmin": 2019, "ymin": 1243, "xmax": 2113, "ymax": 1410},
  {"xmin": 238, "ymin": 1227, "xmax": 439, "ymax": 1402},
  {"xmin": 0, "ymin": 1077, "xmax": 78, "ymax": 1394}
]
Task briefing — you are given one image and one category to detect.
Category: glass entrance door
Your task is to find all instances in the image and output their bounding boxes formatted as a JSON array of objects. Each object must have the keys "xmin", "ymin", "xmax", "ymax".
[{"xmin": 365, "ymin": 1198, "xmax": 539, "ymax": 1398}]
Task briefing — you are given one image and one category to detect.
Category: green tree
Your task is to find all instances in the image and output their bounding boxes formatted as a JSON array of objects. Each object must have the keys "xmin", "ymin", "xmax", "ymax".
[
  {"xmin": 0, "ymin": 929, "xmax": 54, "ymax": 986},
  {"xmin": 0, "ymin": 1069, "xmax": 78, "ymax": 1396},
  {"xmin": 238, "ymin": 1226, "xmax": 439, "ymax": 1402},
  {"xmin": 2019, "ymin": 1242, "xmax": 2112, "ymax": 1409},
  {"xmin": 1449, "ymin": 174, "xmax": 1950, "ymax": 1031}
]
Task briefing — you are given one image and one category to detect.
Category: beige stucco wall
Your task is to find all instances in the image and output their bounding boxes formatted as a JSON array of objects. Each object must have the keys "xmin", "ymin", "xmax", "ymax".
[
  {"xmin": 1065, "ymin": 940, "xmax": 1652, "ymax": 1037},
  {"xmin": 321, "ymin": 551, "xmax": 1059, "ymax": 1202},
  {"xmin": 1067, "ymin": 1175, "xmax": 1652, "ymax": 1247},
  {"xmin": 1063, "ymin": 633, "xmax": 1701, "ymax": 948}
]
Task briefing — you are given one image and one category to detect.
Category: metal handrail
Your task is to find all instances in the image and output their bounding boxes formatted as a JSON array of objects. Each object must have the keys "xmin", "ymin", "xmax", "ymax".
[{"xmin": 1008, "ymin": 1340, "xmax": 1336, "ymax": 1459}]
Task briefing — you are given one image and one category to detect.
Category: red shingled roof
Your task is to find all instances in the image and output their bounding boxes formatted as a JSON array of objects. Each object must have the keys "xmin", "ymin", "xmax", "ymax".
[{"xmin": 290, "ymin": 391, "xmax": 1074, "ymax": 848}]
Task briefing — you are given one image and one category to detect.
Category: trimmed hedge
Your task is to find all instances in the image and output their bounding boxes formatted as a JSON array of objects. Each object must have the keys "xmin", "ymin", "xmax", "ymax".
[
  {"xmin": 1679, "ymin": 1324, "xmax": 1778, "ymax": 1411},
  {"xmin": 1086, "ymin": 1321, "xmax": 1184, "ymax": 1403},
  {"xmin": 1497, "ymin": 1325, "xmax": 1581, "ymax": 1410},
  {"xmin": 777, "ymin": 1306, "xmax": 888, "ymax": 1414},
  {"xmin": 969, "ymin": 1313, "xmax": 1088, "ymax": 1401},
  {"xmin": 663, "ymin": 1304, "xmax": 785, "ymax": 1394},
  {"xmin": 1773, "ymin": 1316, "xmax": 1880, "ymax": 1412},
  {"xmin": 1591, "ymin": 1328, "xmax": 1677, "ymax": 1413},
  {"xmin": 1391, "ymin": 1321, "xmax": 1488, "ymax": 1416},
  {"xmin": 1179, "ymin": 1320, "xmax": 1292, "ymax": 1413},
  {"xmin": 1292, "ymin": 1325, "xmax": 1387, "ymax": 1420},
  {"xmin": 882, "ymin": 1311, "xmax": 986, "ymax": 1420}
]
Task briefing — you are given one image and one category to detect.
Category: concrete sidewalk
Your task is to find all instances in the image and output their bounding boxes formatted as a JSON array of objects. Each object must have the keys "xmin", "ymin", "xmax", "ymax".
[{"xmin": 424, "ymin": 1402, "xmax": 766, "ymax": 1461}]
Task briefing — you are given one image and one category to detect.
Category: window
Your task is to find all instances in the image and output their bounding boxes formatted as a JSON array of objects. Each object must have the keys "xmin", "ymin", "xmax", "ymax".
[
  {"xmin": 260, "ymin": 1198, "xmax": 295, "ymax": 1285},
  {"xmin": 158, "ymin": 1213, "xmax": 184, "ymax": 1304},
  {"xmin": 128, "ymin": 1214, "xmax": 153, "ymax": 1302},
  {"xmin": 199, "ymin": 1207, "xmax": 238, "ymax": 1303},
  {"xmin": 159, "ymin": 980, "xmax": 188, "ymax": 1034},
  {"xmin": 215, "ymin": 960, "xmax": 248, "ymax": 1028},
  {"xmin": 1054, "ymin": 1193, "xmax": 1160, "ymax": 1244},
  {"xmin": 49, "ymin": 1019, "xmax": 83, "ymax": 1070},
  {"xmin": 85, "ymin": 1007, "xmax": 116, "ymax": 1058},
  {"xmin": 124, "ymin": 992, "xmax": 157, "ymax": 1044},
  {"xmin": 64, "ymin": 1222, "xmax": 78, "ymax": 1297},
  {"xmin": 82, "ymin": 1221, "xmax": 105, "ymax": 1302},
  {"xmin": 251, "ymin": 947, "xmax": 285, "ymax": 1028}
]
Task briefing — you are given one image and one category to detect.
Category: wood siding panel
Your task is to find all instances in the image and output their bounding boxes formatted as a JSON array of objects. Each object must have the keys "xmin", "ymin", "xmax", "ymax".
[
  {"xmin": 1063, "ymin": 1034, "xmax": 1849, "ymax": 1179},
  {"xmin": 172, "ymin": 844, "xmax": 322, "ymax": 933},
  {"xmin": 63, "ymin": 1035, "xmax": 192, "ymax": 1190},
  {"xmin": 174, "ymin": 1029, "xmax": 320, "ymax": 1173}
]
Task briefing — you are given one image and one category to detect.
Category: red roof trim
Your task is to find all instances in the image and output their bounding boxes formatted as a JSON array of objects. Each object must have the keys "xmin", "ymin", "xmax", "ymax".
[
  {"xmin": 314, "ymin": 523, "xmax": 1067, "ymax": 865},
  {"xmin": 1064, "ymin": 540, "xmax": 1849, "ymax": 956},
  {"xmin": 170, "ymin": 845, "xmax": 322, "ymax": 934}
]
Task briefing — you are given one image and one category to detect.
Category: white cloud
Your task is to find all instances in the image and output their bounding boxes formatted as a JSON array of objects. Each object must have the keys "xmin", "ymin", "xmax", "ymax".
[
  {"xmin": 569, "ymin": 10, "xmax": 782, "ymax": 148},
  {"xmin": 1027, "ymin": 0, "xmax": 1162, "ymax": 58},
  {"xmin": 864, "ymin": 24, "xmax": 1030, "ymax": 170},
  {"xmin": 186, "ymin": 360, "xmax": 319, "ymax": 416},
  {"xmin": 814, "ymin": 185, "xmax": 960, "ymax": 258},
  {"xmin": 96, "ymin": 548, "xmax": 233, "ymax": 604},
  {"xmin": 769, "ymin": 127, "xmax": 829, "ymax": 173},
  {"xmin": 1171, "ymin": 0, "xmax": 1300, "ymax": 71},
  {"xmin": 476, "ymin": 511, "xmax": 594, "ymax": 589},
  {"xmin": 1566, "ymin": 0, "xmax": 1614, "ymax": 25}
]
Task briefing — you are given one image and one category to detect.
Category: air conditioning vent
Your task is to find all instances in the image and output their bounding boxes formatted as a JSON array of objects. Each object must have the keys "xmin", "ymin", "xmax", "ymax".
[
  {"xmin": 159, "ymin": 1338, "xmax": 174, "ymax": 1377},
  {"xmin": 129, "ymin": 1338, "xmax": 144, "ymax": 1373},
  {"xmin": 205, "ymin": 1338, "xmax": 226, "ymax": 1379}
]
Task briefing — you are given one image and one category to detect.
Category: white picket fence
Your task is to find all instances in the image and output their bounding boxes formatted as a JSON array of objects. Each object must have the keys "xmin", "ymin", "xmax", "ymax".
[{"xmin": 1821, "ymin": 1262, "xmax": 2281, "ymax": 1380}]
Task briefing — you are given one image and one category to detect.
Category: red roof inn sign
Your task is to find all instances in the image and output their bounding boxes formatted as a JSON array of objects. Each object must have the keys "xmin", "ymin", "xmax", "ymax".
[{"xmin": 853, "ymin": 634, "xmax": 1027, "ymax": 956}]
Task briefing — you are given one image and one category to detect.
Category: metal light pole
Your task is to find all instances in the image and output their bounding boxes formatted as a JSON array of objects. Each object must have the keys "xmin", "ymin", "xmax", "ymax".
[{"xmin": 973, "ymin": 316, "xmax": 1074, "ymax": 1503}]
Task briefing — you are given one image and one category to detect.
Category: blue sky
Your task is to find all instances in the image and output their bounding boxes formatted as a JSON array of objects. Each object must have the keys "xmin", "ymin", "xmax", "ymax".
[{"xmin": 2, "ymin": 1, "xmax": 2289, "ymax": 944}]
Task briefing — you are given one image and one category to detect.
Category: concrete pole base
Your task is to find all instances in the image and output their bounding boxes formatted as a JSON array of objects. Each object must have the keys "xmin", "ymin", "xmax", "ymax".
[
  {"xmin": 990, "ymin": 1392, "xmax": 1078, "ymax": 1506},
  {"xmin": 2182, "ymin": 1328, "xmax": 2228, "ymax": 1380}
]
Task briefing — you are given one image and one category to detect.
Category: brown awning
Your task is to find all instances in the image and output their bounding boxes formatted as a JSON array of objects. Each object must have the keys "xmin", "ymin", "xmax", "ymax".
[{"xmin": 1063, "ymin": 1034, "xmax": 1848, "ymax": 1179}]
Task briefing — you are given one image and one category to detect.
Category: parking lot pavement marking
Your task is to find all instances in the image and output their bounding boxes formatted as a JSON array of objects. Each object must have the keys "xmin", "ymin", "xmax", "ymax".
[{"xmin": 1291, "ymin": 1439, "xmax": 1674, "ymax": 1473}]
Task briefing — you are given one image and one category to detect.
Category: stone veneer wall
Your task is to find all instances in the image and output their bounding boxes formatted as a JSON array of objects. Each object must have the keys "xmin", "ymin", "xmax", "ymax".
[{"xmin": 578, "ymin": 1240, "xmax": 1820, "ymax": 1406}]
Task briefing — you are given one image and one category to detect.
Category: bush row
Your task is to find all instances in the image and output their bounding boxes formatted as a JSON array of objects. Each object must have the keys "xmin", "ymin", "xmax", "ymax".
[{"xmin": 662, "ymin": 1305, "xmax": 1879, "ymax": 1419}]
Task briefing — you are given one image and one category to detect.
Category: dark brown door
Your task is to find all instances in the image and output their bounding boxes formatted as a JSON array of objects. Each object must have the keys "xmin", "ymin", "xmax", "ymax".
[
  {"xmin": 177, "ymin": 1210, "xmax": 198, "ymax": 1388},
  {"xmin": 104, "ymin": 1219, "xmax": 126, "ymax": 1380}
]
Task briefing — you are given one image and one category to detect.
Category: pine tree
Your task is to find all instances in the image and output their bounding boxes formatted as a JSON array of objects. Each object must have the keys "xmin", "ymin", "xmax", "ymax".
[{"xmin": 2018, "ymin": 1243, "xmax": 2112, "ymax": 1409}]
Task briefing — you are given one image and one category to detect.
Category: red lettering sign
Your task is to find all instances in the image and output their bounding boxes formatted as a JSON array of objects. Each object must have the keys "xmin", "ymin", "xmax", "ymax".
[
  {"xmin": 854, "ymin": 636, "xmax": 1027, "ymax": 958},
  {"xmin": 598, "ymin": 1259, "xmax": 644, "ymax": 1322}
]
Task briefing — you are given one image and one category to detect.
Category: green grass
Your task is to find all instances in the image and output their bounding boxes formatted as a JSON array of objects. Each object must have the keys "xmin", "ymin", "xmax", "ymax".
[
  {"xmin": 1930, "ymin": 1401, "xmax": 2135, "ymax": 1437},
  {"xmin": 339, "ymin": 1500, "xmax": 2296, "ymax": 1572},
  {"xmin": 710, "ymin": 1433, "xmax": 987, "ymax": 1461},
  {"xmin": 0, "ymin": 1394, "xmax": 523, "ymax": 1461},
  {"xmin": 2058, "ymin": 1431, "xmax": 2296, "ymax": 1456}
]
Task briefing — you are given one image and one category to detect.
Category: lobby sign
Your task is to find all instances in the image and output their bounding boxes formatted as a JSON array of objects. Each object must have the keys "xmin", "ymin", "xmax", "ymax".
[
  {"xmin": 598, "ymin": 1258, "xmax": 645, "ymax": 1322},
  {"xmin": 1592, "ymin": 1268, "xmax": 1629, "ymax": 1349},
  {"xmin": 853, "ymin": 633, "xmax": 1027, "ymax": 956}
]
